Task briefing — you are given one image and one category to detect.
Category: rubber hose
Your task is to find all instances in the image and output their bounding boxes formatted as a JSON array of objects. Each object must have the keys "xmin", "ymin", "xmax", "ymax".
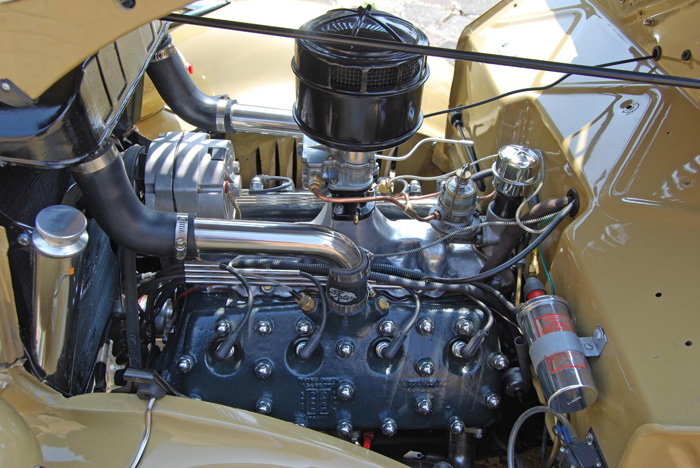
[
  {"xmin": 147, "ymin": 35, "xmax": 231, "ymax": 133},
  {"xmin": 73, "ymin": 153, "xmax": 195, "ymax": 257}
]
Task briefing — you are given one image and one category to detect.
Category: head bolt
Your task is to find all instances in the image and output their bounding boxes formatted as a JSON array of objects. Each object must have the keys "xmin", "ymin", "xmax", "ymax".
[
  {"xmin": 454, "ymin": 318, "xmax": 474, "ymax": 336},
  {"xmin": 332, "ymin": 203, "xmax": 344, "ymax": 215},
  {"xmin": 381, "ymin": 419, "xmax": 398, "ymax": 437},
  {"xmin": 378, "ymin": 319, "xmax": 397, "ymax": 337},
  {"xmin": 256, "ymin": 398, "xmax": 272, "ymax": 415},
  {"xmin": 337, "ymin": 421, "xmax": 353, "ymax": 438},
  {"xmin": 336, "ymin": 341, "xmax": 355, "ymax": 358},
  {"xmin": 0, "ymin": 82, "xmax": 11, "ymax": 92},
  {"xmin": 337, "ymin": 383, "xmax": 355, "ymax": 401},
  {"xmin": 375, "ymin": 340, "xmax": 390, "ymax": 358},
  {"xmin": 417, "ymin": 317, "xmax": 435, "ymax": 335},
  {"xmin": 376, "ymin": 297, "xmax": 390, "ymax": 312},
  {"xmin": 296, "ymin": 319, "xmax": 313, "ymax": 337},
  {"xmin": 254, "ymin": 360, "xmax": 272, "ymax": 379},
  {"xmin": 215, "ymin": 320, "xmax": 232, "ymax": 337},
  {"xmin": 176, "ymin": 356, "xmax": 194, "ymax": 373},
  {"xmin": 450, "ymin": 417, "xmax": 465, "ymax": 435},
  {"xmin": 416, "ymin": 397, "xmax": 433, "ymax": 415},
  {"xmin": 489, "ymin": 353, "xmax": 509, "ymax": 370},
  {"xmin": 415, "ymin": 359, "xmax": 435, "ymax": 377},
  {"xmin": 255, "ymin": 319, "xmax": 273, "ymax": 336},
  {"xmin": 485, "ymin": 393, "xmax": 501, "ymax": 409},
  {"xmin": 16, "ymin": 232, "xmax": 30, "ymax": 247}
]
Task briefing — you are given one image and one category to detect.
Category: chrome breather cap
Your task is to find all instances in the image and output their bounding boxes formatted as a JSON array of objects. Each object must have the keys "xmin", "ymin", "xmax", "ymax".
[
  {"xmin": 32, "ymin": 205, "xmax": 89, "ymax": 257},
  {"xmin": 492, "ymin": 145, "xmax": 542, "ymax": 198}
]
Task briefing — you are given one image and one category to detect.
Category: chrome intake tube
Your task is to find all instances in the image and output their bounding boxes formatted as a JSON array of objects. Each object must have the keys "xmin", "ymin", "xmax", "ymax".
[
  {"xmin": 72, "ymin": 144, "xmax": 365, "ymax": 272},
  {"xmin": 230, "ymin": 103, "xmax": 302, "ymax": 137},
  {"xmin": 194, "ymin": 219, "xmax": 363, "ymax": 269}
]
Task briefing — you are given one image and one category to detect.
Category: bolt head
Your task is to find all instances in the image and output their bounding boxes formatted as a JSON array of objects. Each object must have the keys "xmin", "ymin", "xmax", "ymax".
[
  {"xmin": 337, "ymin": 422, "xmax": 353, "ymax": 438},
  {"xmin": 595, "ymin": 462, "xmax": 602, "ymax": 468},
  {"xmin": 215, "ymin": 320, "xmax": 232, "ymax": 337},
  {"xmin": 256, "ymin": 399, "xmax": 272, "ymax": 415},
  {"xmin": 378, "ymin": 319, "xmax": 396, "ymax": 337},
  {"xmin": 417, "ymin": 317, "xmax": 434, "ymax": 335},
  {"xmin": 254, "ymin": 361, "xmax": 272, "ymax": 379},
  {"xmin": 416, "ymin": 359, "xmax": 435, "ymax": 377},
  {"xmin": 336, "ymin": 341, "xmax": 355, "ymax": 358},
  {"xmin": 256, "ymin": 319, "xmax": 273, "ymax": 336},
  {"xmin": 450, "ymin": 418, "xmax": 465, "ymax": 435},
  {"xmin": 381, "ymin": 419, "xmax": 397, "ymax": 437},
  {"xmin": 332, "ymin": 203, "xmax": 344, "ymax": 215},
  {"xmin": 16, "ymin": 233, "xmax": 30, "ymax": 246},
  {"xmin": 485, "ymin": 393, "xmax": 501, "ymax": 409},
  {"xmin": 455, "ymin": 318, "xmax": 474, "ymax": 336},
  {"xmin": 176, "ymin": 356, "xmax": 194, "ymax": 373},
  {"xmin": 416, "ymin": 398, "xmax": 432, "ymax": 415},
  {"xmin": 376, "ymin": 297, "xmax": 390, "ymax": 312},
  {"xmin": 0, "ymin": 82, "xmax": 11, "ymax": 92},
  {"xmin": 338, "ymin": 383, "xmax": 354, "ymax": 400},
  {"xmin": 296, "ymin": 319, "xmax": 313, "ymax": 337},
  {"xmin": 490, "ymin": 353, "xmax": 509, "ymax": 371}
]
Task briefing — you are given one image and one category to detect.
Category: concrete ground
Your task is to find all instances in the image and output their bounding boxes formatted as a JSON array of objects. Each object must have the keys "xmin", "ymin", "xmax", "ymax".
[{"xmin": 314, "ymin": 0, "xmax": 501, "ymax": 49}]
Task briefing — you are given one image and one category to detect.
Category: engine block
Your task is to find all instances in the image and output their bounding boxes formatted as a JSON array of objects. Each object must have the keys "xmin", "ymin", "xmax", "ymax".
[{"xmin": 157, "ymin": 290, "xmax": 503, "ymax": 432}]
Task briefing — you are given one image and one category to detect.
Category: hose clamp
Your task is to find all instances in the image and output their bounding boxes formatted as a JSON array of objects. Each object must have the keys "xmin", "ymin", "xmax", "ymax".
[
  {"xmin": 152, "ymin": 43, "xmax": 177, "ymax": 62},
  {"xmin": 216, "ymin": 98, "xmax": 229, "ymax": 133},
  {"xmin": 174, "ymin": 214, "xmax": 188, "ymax": 260},
  {"xmin": 72, "ymin": 144, "xmax": 119, "ymax": 174}
]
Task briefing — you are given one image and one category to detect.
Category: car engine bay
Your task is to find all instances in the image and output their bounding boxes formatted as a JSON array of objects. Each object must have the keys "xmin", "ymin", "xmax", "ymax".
[{"xmin": 1, "ymin": 1, "xmax": 699, "ymax": 467}]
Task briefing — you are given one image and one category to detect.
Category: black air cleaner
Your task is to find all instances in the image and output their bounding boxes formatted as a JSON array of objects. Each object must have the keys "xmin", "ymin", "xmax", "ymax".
[{"xmin": 293, "ymin": 6, "xmax": 429, "ymax": 151}]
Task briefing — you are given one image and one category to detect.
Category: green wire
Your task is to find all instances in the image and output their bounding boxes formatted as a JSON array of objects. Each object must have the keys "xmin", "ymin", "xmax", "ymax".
[
  {"xmin": 536, "ymin": 220, "xmax": 555, "ymax": 294},
  {"xmin": 538, "ymin": 246, "xmax": 555, "ymax": 295}
]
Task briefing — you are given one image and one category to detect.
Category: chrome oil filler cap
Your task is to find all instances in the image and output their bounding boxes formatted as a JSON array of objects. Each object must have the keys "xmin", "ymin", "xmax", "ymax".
[{"xmin": 492, "ymin": 145, "xmax": 541, "ymax": 198}]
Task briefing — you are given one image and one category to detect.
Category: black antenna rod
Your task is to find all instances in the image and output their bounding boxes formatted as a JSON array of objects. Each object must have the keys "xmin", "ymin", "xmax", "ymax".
[{"xmin": 162, "ymin": 13, "xmax": 700, "ymax": 90}]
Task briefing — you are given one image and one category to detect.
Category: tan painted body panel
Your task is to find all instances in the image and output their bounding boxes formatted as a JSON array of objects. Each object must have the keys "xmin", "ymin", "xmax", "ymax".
[
  {"xmin": 0, "ymin": 0, "xmax": 189, "ymax": 100},
  {"xmin": 0, "ymin": 367, "xmax": 404, "ymax": 467},
  {"xmin": 449, "ymin": 0, "xmax": 700, "ymax": 465}
]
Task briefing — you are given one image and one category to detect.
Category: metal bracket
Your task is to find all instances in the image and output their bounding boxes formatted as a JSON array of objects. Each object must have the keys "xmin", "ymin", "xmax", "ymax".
[
  {"xmin": 123, "ymin": 368, "xmax": 184, "ymax": 400},
  {"xmin": 0, "ymin": 209, "xmax": 33, "ymax": 252},
  {"xmin": 579, "ymin": 325, "xmax": 607, "ymax": 357},
  {"xmin": 558, "ymin": 429, "xmax": 608, "ymax": 468}
]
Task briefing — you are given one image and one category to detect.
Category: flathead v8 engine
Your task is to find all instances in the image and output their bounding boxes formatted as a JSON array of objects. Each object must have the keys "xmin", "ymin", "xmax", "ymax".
[
  {"xmin": 144, "ymin": 8, "xmax": 579, "ymax": 438},
  {"xmin": 0, "ymin": 5, "xmax": 597, "ymax": 467}
]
